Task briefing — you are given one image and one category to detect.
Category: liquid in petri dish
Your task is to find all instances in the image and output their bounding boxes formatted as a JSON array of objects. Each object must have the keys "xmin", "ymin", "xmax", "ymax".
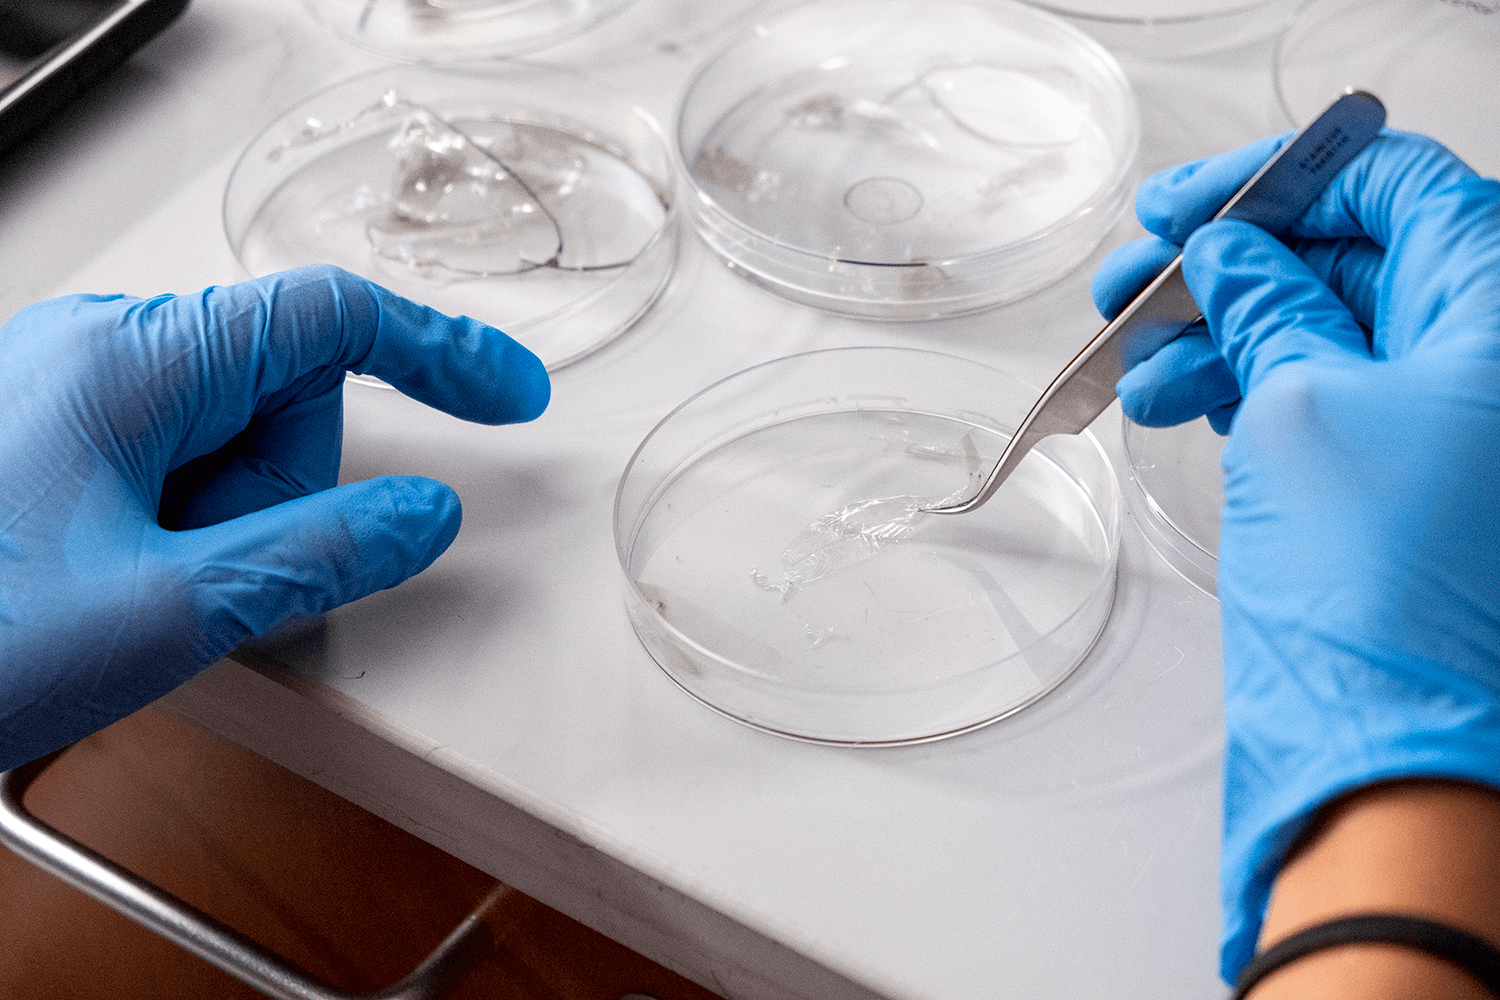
[
  {"xmin": 633, "ymin": 412, "xmax": 1110, "ymax": 691},
  {"xmin": 689, "ymin": 59, "xmax": 1113, "ymax": 263}
]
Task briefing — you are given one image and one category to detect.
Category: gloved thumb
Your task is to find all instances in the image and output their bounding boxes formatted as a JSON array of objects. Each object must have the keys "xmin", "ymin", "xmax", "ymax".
[{"xmin": 157, "ymin": 476, "xmax": 462, "ymax": 659}]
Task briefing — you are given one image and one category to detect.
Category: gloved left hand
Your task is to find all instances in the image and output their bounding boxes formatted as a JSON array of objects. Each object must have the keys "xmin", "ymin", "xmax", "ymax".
[{"xmin": 0, "ymin": 265, "xmax": 550, "ymax": 771}]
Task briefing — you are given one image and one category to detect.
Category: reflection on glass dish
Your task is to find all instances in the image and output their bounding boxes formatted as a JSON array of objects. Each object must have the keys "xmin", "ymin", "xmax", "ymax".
[
  {"xmin": 1274, "ymin": 0, "xmax": 1500, "ymax": 179},
  {"xmin": 615, "ymin": 348, "xmax": 1122, "ymax": 746},
  {"xmin": 302, "ymin": 0, "xmax": 638, "ymax": 60},
  {"xmin": 1018, "ymin": 0, "xmax": 1300, "ymax": 56},
  {"xmin": 676, "ymin": 0, "xmax": 1138, "ymax": 319},
  {"xmin": 1122, "ymin": 416, "xmax": 1224, "ymax": 597},
  {"xmin": 225, "ymin": 64, "xmax": 676, "ymax": 373}
]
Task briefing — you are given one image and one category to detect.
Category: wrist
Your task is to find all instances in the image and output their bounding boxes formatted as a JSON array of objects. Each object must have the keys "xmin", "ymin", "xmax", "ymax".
[{"xmin": 1241, "ymin": 780, "xmax": 1500, "ymax": 999}]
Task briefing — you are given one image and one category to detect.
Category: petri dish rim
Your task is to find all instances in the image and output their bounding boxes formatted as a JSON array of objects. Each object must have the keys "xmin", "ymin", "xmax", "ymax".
[
  {"xmin": 644, "ymin": 621, "xmax": 1107, "ymax": 746},
  {"xmin": 615, "ymin": 346, "xmax": 1124, "ymax": 746},
  {"xmin": 222, "ymin": 61, "xmax": 678, "ymax": 374},
  {"xmin": 1022, "ymin": 0, "xmax": 1288, "ymax": 26},
  {"xmin": 1121, "ymin": 416, "xmax": 1222, "ymax": 597},
  {"xmin": 1017, "ymin": 0, "xmax": 1302, "ymax": 59},
  {"xmin": 673, "ymin": 0, "xmax": 1140, "ymax": 319},
  {"xmin": 1271, "ymin": 0, "xmax": 1500, "ymax": 182},
  {"xmin": 300, "ymin": 0, "xmax": 640, "ymax": 61}
]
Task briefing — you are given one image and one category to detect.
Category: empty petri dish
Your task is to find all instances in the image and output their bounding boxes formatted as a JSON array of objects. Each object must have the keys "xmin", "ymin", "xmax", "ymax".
[
  {"xmin": 302, "ymin": 0, "xmax": 638, "ymax": 61},
  {"xmin": 1018, "ymin": 0, "xmax": 1300, "ymax": 57},
  {"xmin": 674, "ymin": 0, "xmax": 1139, "ymax": 320},
  {"xmin": 1122, "ymin": 417, "xmax": 1223, "ymax": 596},
  {"xmin": 615, "ymin": 348, "xmax": 1122, "ymax": 745},
  {"xmin": 1275, "ymin": 0, "xmax": 1500, "ymax": 179},
  {"xmin": 223, "ymin": 62, "xmax": 676, "ymax": 373}
]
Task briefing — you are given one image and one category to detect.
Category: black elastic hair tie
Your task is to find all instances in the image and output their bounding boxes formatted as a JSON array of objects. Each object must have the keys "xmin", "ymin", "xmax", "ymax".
[{"xmin": 1232, "ymin": 914, "xmax": 1500, "ymax": 999}]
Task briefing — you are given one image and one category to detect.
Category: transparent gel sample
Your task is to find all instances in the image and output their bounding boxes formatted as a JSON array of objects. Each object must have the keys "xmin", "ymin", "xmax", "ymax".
[
  {"xmin": 756, "ymin": 433, "xmax": 982, "ymax": 597},
  {"xmin": 366, "ymin": 109, "xmax": 663, "ymax": 277},
  {"xmin": 674, "ymin": 0, "xmax": 1138, "ymax": 318},
  {"xmin": 258, "ymin": 93, "xmax": 665, "ymax": 282},
  {"xmin": 921, "ymin": 65, "xmax": 1086, "ymax": 147},
  {"xmin": 690, "ymin": 62, "xmax": 1111, "ymax": 264},
  {"xmin": 224, "ymin": 65, "xmax": 676, "ymax": 371},
  {"xmin": 764, "ymin": 494, "xmax": 934, "ymax": 594}
]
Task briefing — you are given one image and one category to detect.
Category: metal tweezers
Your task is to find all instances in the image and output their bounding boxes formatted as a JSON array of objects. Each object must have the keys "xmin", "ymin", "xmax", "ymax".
[{"xmin": 925, "ymin": 89, "xmax": 1387, "ymax": 515}]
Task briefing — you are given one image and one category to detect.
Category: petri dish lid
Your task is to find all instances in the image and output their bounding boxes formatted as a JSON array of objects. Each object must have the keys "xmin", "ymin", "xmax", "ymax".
[
  {"xmin": 223, "ymin": 62, "xmax": 677, "ymax": 373},
  {"xmin": 674, "ymin": 0, "xmax": 1139, "ymax": 320},
  {"xmin": 301, "ymin": 0, "xmax": 639, "ymax": 61},
  {"xmin": 1018, "ymin": 0, "xmax": 1301, "ymax": 57},
  {"xmin": 1122, "ymin": 416, "xmax": 1223, "ymax": 597},
  {"xmin": 615, "ymin": 347, "xmax": 1123, "ymax": 745},
  {"xmin": 1274, "ymin": 0, "xmax": 1500, "ymax": 179}
]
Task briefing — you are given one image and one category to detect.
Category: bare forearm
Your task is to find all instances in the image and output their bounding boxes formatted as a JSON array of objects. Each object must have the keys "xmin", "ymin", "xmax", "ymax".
[{"xmin": 1244, "ymin": 780, "xmax": 1500, "ymax": 999}]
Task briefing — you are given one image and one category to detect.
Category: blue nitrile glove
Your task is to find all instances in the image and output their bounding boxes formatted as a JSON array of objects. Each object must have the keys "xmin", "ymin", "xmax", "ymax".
[
  {"xmin": 0, "ymin": 265, "xmax": 550, "ymax": 771},
  {"xmin": 1125, "ymin": 130, "xmax": 1500, "ymax": 983},
  {"xmin": 1092, "ymin": 134, "xmax": 1297, "ymax": 435}
]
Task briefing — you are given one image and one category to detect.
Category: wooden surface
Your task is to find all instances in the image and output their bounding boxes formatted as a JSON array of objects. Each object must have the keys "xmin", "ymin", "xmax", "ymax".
[{"xmin": 0, "ymin": 705, "xmax": 724, "ymax": 1000}]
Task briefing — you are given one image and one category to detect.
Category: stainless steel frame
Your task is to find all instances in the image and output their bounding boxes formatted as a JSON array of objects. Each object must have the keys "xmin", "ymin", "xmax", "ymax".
[{"xmin": 0, "ymin": 749, "xmax": 501, "ymax": 1000}]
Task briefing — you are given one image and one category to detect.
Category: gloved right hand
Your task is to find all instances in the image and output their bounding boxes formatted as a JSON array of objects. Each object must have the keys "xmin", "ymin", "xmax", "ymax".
[
  {"xmin": 1089, "ymin": 135, "xmax": 1299, "ymax": 434},
  {"xmin": 1131, "ymin": 130, "xmax": 1500, "ymax": 984}
]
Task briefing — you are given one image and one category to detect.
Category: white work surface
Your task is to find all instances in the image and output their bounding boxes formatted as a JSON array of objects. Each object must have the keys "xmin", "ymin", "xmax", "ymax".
[{"xmin": 0, "ymin": 1, "xmax": 1306, "ymax": 996}]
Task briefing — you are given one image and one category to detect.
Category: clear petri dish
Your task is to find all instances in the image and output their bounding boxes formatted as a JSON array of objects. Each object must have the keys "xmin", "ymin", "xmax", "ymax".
[
  {"xmin": 615, "ymin": 348, "xmax": 1122, "ymax": 746},
  {"xmin": 674, "ymin": 0, "xmax": 1139, "ymax": 320},
  {"xmin": 223, "ymin": 62, "xmax": 676, "ymax": 373},
  {"xmin": 1018, "ymin": 0, "xmax": 1300, "ymax": 57},
  {"xmin": 1122, "ymin": 417, "xmax": 1223, "ymax": 596},
  {"xmin": 301, "ymin": 0, "xmax": 638, "ymax": 61},
  {"xmin": 1275, "ymin": 0, "xmax": 1500, "ymax": 179}
]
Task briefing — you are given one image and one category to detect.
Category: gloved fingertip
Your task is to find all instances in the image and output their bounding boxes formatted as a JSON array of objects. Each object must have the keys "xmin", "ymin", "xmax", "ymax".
[
  {"xmin": 1134, "ymin": 166, "xmax": 1195, "ymax": 239},
  {"xmin": 1207, "ymin": 402, "xmax": 1237, "ymax": 436},
  {"xmin": 163, "ymin": 477, "xmax": 466, "ymax": 644},
  {"xmin": 501, "ymin": 337, "xmax": 551, "ymax": 424},
  {"xmin": 441, "ymin": 320, "xmax": 550, "ymax": 425},
  {"xmin": 1117, "ymin": 394, "xmax": 1161, "ymax": 429},
  {"xmin": 1091, "ymin": 236, "xmax": 1182, "ymax": 320},
  {"xmin": 1116, "ymin": 368, "xmax": 1187, "ymax": 427},
  {"xmin": 379, "ymin": 476, "xmax": 464, "ymax": 573},
  {"xmin": 350, "ymin": 283, "xmax": 552, "ymax": 426},
  {"xmin": 1136, "ymin": 134, "xmax": 1290, "ymax": 243},
  {"xmin": 1115, "ymin": 329, "xmax": 1241, "ymax": 429}
]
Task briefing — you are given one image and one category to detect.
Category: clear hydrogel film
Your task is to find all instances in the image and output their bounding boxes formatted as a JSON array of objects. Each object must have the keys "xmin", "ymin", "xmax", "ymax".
[
  {"xmin": 631, "ymin": 413, "xmax": 1111, "ymax": 732},
  {"xmin": 258, "ymin": 91, "xmax": 664, "ymax": 285},
  {"xmin": 752, "ymin": 433, "xmax": 982, "ymax": 599},
  {"xmin": 225, "ymin": 65, "xmax": 676, "ymax": 371}
]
